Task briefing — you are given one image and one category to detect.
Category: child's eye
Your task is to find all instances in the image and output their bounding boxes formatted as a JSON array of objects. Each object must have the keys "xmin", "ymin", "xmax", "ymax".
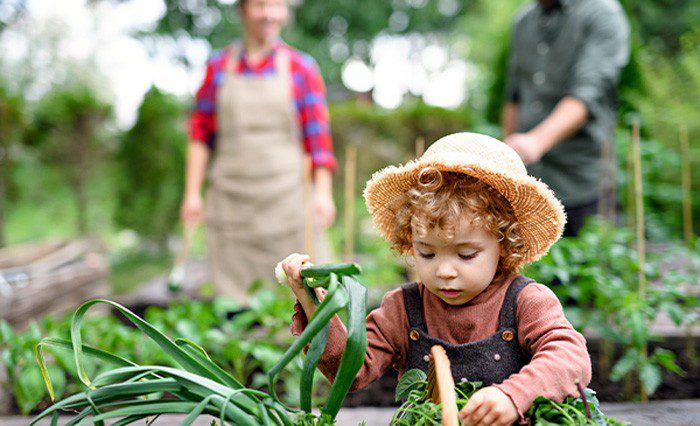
[
  {"xmin": 418, "ymin": 251, "xmax": 434, "ymax": 259},
  {"xmin": 459, "ymin": 252, "xmax": 478, "ymax": 260}
]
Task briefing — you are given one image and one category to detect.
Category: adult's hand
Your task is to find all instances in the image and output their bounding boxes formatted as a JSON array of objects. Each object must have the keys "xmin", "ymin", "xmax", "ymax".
[
  {"xmin": 504, "ymin": 132, "xmax": 545, "ymax": 165},
  {"xmin": 181, "ymin": 192, "xmax": 204, "ymax": 226}
]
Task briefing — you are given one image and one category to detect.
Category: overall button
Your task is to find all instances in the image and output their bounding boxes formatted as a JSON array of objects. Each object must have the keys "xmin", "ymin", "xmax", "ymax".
[
  {"xmin": 460, "ymin": 377, "xmax": 468, "ymax": 383},
  {"xmin": 409, "ymin": 329, "xmax": 420, "ymax": 341},
  {"xmin": 423, "ymin": 354, "xmax": 430, "ymax": 362},
  {"xmin": 533, "ymin": 71, "xmax": 546, "ymax": 86},
  {"xmin": 537, "ymin": 42, "xmax": 549, "ymax": 55},
  {"xmin": 501, "ymin": 330, "xmax": 515, "ymax": 341},
  {"xmin": 494, "ymin": 353, "xmax": 502, "ymax": 362}
]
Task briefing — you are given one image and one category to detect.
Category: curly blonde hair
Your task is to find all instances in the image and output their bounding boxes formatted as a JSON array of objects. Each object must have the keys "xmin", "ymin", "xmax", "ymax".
[{"xmin": 392, "ymin": 167, "xmax": 526, "ymax": 278}]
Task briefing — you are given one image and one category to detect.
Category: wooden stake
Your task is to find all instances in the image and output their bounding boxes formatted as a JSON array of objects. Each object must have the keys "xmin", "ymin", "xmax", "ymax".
[
  {"xmin": 598, "ymin": 137, "xmax": 617, "ymax": 223},
  {"xmin": 415, "ymin": 136, "xmax": 425, "ymax": 158},
  {"xmin": 680, "ymin": 124, "xmax": 693, "ymax": 246},
  {"xmin": 631, "ymin": 118, "xmax": 648, "ymax": 402},
  {"xmin": 304, "ymin": 156, "xmax": 315, "ymax": 259},
  {"xmin": 344, "ymin": 145, "xmax": 357, "ymax": 262},
  {"xmin": 626, "ymin": 129, "xmax": 636, "ymax": 241}
]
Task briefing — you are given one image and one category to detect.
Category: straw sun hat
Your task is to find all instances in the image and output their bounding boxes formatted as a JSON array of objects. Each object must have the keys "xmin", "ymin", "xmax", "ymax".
[{"xmin": 363, "ymin": 132, "xmax": 566, "ymax": 268}]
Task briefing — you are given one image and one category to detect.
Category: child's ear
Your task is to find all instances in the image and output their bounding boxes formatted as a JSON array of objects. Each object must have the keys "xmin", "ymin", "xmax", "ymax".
[{"xmin": 499, "ymin": 244, "xmax": 506, "ymax": 257}]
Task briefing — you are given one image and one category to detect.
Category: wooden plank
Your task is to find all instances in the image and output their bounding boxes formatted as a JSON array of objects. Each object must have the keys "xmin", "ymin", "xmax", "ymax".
[{"xmin": 0, "ymin": 240, "xmax": 66, "ymax": 269}]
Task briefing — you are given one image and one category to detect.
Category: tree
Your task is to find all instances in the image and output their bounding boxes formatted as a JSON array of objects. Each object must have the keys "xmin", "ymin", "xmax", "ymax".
[
  {"xmin": 114, "ymin": 86, "xmax": 186, "ymax": 252},
  {"xmin": 27, "ymin": 83, "xmax": 112, "ymax": 235},
  {"xmin": 136, "ymin": 0, "xmax": 470, "ymax": 88},
  {"xmin": 0, "ymin": 79, "xmax": 27, "ymax": 247}
]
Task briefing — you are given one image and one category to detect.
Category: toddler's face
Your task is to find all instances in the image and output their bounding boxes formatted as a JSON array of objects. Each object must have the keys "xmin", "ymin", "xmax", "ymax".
[{"xmin": 411, "ymin": 216, "xmax": 501, "ymax": 306}]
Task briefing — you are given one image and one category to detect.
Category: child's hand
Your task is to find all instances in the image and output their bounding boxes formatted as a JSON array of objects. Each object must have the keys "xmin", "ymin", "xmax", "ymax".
[
  {"xmin": 459, "ymin": 386, "xmax": 518, "ymax": 426},
  {"xmin": 279, "ymin": 253, "xmax": 311, "ymax": 295}
]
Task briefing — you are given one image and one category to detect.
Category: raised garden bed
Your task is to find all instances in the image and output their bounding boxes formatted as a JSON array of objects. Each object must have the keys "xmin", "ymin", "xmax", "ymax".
[{"xmin": 0, "ymin": 239, "xmax": 109, "ymax": 328}]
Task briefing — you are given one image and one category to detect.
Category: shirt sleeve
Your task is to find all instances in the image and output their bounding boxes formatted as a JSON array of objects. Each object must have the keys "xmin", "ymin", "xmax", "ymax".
[
  {"xmin": 293, "ymin": 54, "xmax": 338, "ymax": 172},
  {"xmin": 289, "ymin": 287, "xmax": 407, "ymax": 391},
  {"xmin": 492, "ymin": 283, "xmax": 592, "ymax": 422},
  {"xmin": 564, "ymin": 3, "xmax": 630, "ymax": 117},
  {"xmin": 188, "ymin": 54, "xmax": 223, "ymax": 150}
]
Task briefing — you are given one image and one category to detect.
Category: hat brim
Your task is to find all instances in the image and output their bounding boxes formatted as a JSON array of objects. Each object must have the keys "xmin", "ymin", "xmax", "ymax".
[{"xmin": 364, "ymin": 158, "xmax": 566, "ymax": 269}]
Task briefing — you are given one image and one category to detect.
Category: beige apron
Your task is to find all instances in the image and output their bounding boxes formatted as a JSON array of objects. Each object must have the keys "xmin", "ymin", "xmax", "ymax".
[{"xmin": 205, "ymin": 43, "xmax": 330, "ymax": 303}]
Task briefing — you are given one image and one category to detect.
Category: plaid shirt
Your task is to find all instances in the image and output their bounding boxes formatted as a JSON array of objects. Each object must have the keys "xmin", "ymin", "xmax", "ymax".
[{"xmin": 189, "ymin": 40, "xmax": 337, "ymax": 172}]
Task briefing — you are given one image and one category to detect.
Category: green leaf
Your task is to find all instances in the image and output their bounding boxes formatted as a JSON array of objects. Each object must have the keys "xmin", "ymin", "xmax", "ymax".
[
  {"xmin": 14, "ymin": 364, "xmax": 47, "ymax": 414},
  {"xmin": 268, "ymin": 276, "xmax": 347, "ymax": 409},
  {"xmin": 322, "ymin": 275, "xmax": 368, "ymax": 419},
  {"xmin": 395, "ymin": 369, "xmax": 427, "ymax": 402},
  {"xmin": 651, "ymin": 348, "xmax": 685, "ymax": 376},
  {"xmin": 300, "ymin": 321, "xmax": 330, "ymax": 412},
  {"xmin": 610, "ymin": 348, "xmax": 639, "ymax": 382},
  {"xmin": 639, "ymin": 362, "xmax": 663, "ymax": 396},
  {"xmin": 662, "ymin": 302, "xmax": 685, "ymax": 326}
]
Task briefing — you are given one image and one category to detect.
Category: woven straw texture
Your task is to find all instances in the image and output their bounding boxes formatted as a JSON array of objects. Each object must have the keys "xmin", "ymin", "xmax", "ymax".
[{"xmin": 363, "ymin": 132, "xmax": 566, "ymax": 270}]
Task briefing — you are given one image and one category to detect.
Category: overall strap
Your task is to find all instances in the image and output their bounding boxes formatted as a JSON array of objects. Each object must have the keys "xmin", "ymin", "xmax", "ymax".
[
  {"xmin": 497, "ymin": 276, "xmax": 535, "ymax": 330},
  {"xmin": 401, "ymin": 282, "xmax": 426, "ymax": 331}
]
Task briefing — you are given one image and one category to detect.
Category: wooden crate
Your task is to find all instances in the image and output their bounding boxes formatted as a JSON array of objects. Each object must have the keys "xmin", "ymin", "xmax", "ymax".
[{"xmin": 0, "ymin": 239, "xmax": 109, "ymax": 328}]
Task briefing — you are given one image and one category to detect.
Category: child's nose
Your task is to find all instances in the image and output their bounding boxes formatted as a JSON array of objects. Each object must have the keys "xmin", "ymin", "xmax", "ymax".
[{"xmin": 435, "ymin": 260, "xmax": 458, "ymax": 279}]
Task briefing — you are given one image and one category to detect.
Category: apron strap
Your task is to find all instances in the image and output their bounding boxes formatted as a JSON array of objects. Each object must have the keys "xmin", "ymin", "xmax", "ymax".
[
  {"xmin": 226, "ymin": 41, "xmax": 243, "ymax": 74},
  {"xmin": 497, "ymin": 275, "xmax": 535, "ymax": 331},
  {"xmin": 401, "ymin": 282, "xmax": 426, "ymax": 331},
  {"xmin": 274, "ymin": 47, "xmax": 291, "ymax": 81}
]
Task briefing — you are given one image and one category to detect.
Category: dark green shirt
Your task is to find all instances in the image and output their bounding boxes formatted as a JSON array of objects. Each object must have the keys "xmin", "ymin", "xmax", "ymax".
[{"xmin": 505, "ymin": 0, "xmax": 629, "ymax": 207}]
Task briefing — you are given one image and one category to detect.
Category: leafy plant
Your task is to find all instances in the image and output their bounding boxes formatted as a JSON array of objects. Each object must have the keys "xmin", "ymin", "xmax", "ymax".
[
  {"xmin": 114, "ymin": 86, "xmax": 186, "ymax": 253},
  {"xmin": 523, "ymin": 218, "xmax": 698, "ymax": 397},
  {"xmin": 31, "ymin": 263, "xmax": 367, "ymax": 425},
  {"xmin": 391, "ymin": 368, "xmax": 628, "ymax": 426}
]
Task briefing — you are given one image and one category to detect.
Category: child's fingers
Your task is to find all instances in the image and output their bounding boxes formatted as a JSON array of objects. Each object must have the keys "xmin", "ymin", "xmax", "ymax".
[
  {"xmin": 281, "ymin": 253, "xmax": 311, "ymax": 286},
  {"xmin": 473, "ymin": 410, "xmax": 499, "ymax": 426},
  {"xmin": 459, "ymin": 391, "xmax": 484, "ymax": 422}
]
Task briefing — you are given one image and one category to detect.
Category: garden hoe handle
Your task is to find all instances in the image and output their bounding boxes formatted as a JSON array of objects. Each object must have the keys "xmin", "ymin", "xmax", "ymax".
[
  {"xmin": 178, "ymin": 222, "xmax": 196, "ymax": 266},
  {"xmin": 427, "ymin": 345, "xmax": 459, "ymax": 426},
  {"xmin": 167, "ymin": 222, "xmax": 196, "ymax": 293}
]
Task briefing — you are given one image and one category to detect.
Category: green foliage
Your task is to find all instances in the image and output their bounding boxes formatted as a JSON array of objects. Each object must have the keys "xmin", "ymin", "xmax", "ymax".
[
  {"xmin": 28, "ymin": 263, "xmax": 368, "ymax": 424},
  {"xmin": 1, "ymin": 283, "xmax": 316, "ymax": 414},
  {"xmin": 392, "ymin": 368, "xmax": 622, "ymax": 425},
  {"xmin": 524, "ymin": 219, "xmax": 699, "ymax": 397},
  {"xmin": 0, "ymin": 77, "xmax": 27, "ymax": 246},
  {"xmin": 619, "ymin": 0, "xmax": 700, "ymax": 54},
  {"xmin": 114, "ymin": 86, "xmax": 186, "ymax": 251},
  {"xmin": 614, "ymin": 129, "xmax": 699, "ymax": 240},
  {"xmin": 394, "ymin": 368, "xmax": 427, "ymax": 402},
  {"xmin": 25, "ymin": 82, "xmax": 112, "ymax": 234},
  {"xmin": 146, "ymin": 0, "xmax": 469, "ymax": 86},
  {"xmin": 330, "ymin": 101, "xmax": 472, "ymax": 190}
]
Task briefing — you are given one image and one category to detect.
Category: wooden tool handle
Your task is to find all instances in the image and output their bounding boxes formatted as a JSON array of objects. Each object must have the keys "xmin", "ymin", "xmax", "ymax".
[
  {"xmin": 175, "ymin": 223, "xmax": 196, "ymax": 267},
  {"xmin": 427, "ymin": 345, "xmax": 459, "ymax": 426}
]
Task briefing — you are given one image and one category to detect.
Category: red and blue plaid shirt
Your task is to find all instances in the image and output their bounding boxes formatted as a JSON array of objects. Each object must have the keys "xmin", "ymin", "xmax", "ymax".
[{"xmin": 188, "ymin": 40, "xmax": 337, "ymax": 172}]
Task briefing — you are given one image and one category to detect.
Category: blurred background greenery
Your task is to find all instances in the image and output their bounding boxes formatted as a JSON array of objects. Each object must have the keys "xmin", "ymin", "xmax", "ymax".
[
  {"xmin": 0, "ymin": 0, "xmax": 698, "ymax": 290},
  {"xmin": 1, "ymin": 0, "xmax": 699, "ymax": 413}
]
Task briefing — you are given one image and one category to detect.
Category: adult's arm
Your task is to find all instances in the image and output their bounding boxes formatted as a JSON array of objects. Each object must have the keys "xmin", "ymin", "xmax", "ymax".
[{"xmin": 181, "ymin": 142, "xmax": 210, "ymax": 225}]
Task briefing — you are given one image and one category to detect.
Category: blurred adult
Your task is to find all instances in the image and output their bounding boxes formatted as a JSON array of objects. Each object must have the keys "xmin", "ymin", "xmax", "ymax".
[
  {"xmin": 502, "ymin": 0, "xmax": 629, "ymax": 236},
  {"xmin": 182, "ymin": 0, "xmax": 337, "ymax": 302}
]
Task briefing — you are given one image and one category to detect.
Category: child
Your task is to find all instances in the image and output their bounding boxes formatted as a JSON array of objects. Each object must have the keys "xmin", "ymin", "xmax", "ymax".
[{"xmin": 281, "ymin": 132, "xmax": 591, "ymax": 425}]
